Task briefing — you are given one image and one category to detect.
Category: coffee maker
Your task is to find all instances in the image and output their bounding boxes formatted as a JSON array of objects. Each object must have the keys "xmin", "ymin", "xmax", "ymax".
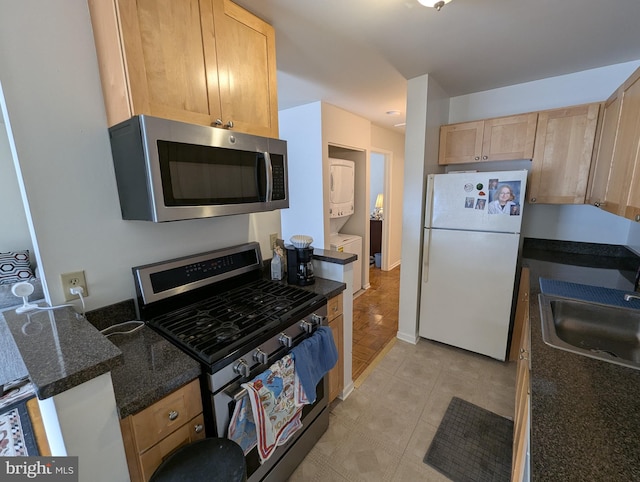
[{"xmin": 286, "ymin": 236, "xmax": 315, "ymax": 286}]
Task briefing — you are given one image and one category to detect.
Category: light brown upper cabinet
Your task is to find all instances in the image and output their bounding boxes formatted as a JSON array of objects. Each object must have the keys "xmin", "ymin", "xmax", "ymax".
[
  {"xmin": 439, "ymin": 113, "xmax": 537, "ymax": 165},
  {"xmin": 614, "ymin": 70, "xmax": 640, "ymax": 221},
  {"xmin": 528, "ymin": 103, "xmax": 600, "ymax": 204},
  {"xmin": 88, "ymin": 0, "xmax": 279, "ymax": 138},
  {"xmin": 587, "ymin": 89, "xmax": 622, "ymax": 208}
]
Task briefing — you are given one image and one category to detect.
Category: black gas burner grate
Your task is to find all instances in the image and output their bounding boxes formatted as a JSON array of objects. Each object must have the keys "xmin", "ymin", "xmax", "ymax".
[{"xmin": 148, "ymin": 279, "xmax": 322, "ymax": 366}]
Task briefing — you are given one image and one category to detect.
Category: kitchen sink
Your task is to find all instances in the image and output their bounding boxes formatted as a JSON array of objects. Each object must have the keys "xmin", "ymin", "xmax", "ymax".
[{"xmin": 539, "ymin": 293, "xmax": 640, "ymax": 370}]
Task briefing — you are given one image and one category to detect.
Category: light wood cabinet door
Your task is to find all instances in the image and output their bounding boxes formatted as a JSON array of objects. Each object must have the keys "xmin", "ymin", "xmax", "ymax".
[
  {"xmin": 528, "ymin": 103, "xmax": 600, "ymax": 204},
  {"xmin": 439, "ymin": 121, "xmax": 484, "ymax": 165},
  {"xmin": 512, "ymin": 270, "xmax": 530, "ymax": 482},
  {"xmin": 327, "ymin": 313, "xmax": 344, "ymax": 403},
  {"xmin": 211, "ymin": 0, "xmax": 279, "ymax": 138},
  {"xmin": 138, "ymin": 414, "xmax": 206, "ymax": 481},
  {"xmin": 482, "ymin": 113, "xmax": 537, "ymax": 162},
  {"xmin": 439, "ymin": 114, "xmax": 537, "ymax": 165},
  {"xmin": 616, "ymin": 73, "xmax": 640, "ymax": 221},
  {"xmin": 587, "ymin": 93, "xmax": 621, "ymax": 208},
  {"xmin": 602, "ymin": 70, "xmax": 640, "ymax": 217},
  {"xmin": 88, "ymin": 0, "xmax": 278, "ymax": 137},
  {"xmin": 508, "ymin": 268, "xmax": 530, "ymax": 362},
  {"xmin": 89, "ymin": 0, "xmax": 221, "ymax": 127},
  {"xmin": 326, "ymin": 293, "xmax": 344, "ymax": 402},
  {"xmin": 120, "ymin": 379, "xmax": 204, "ymax": 482}
]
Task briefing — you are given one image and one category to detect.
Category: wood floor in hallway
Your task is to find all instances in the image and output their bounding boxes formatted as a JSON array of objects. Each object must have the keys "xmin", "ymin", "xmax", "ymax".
[{"xmin": 352, "ymin": 266, "xmax": 400, "ymax": 381}]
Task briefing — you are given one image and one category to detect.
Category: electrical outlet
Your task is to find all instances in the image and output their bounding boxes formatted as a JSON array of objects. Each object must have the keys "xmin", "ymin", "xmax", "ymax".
[
  {"xmin": 60, "ymin": 271, "xmax": 88, "ymax": 302},
  {"xmin": 269, "ymin": 233, "xmax": 278, "ymax": 250}
]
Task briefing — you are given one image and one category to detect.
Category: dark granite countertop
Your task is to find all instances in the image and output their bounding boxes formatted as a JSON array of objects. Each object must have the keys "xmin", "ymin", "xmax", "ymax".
[
  {"xmin": 312, "ymin": 248, "xmax": 357, "ymax": 265},
  {"xmin": 0, "ymin": 307, "xmax": 29, "ymax": 390},
  {"xmin": 1, "ymin": 306, "xmax": 123, "ymax": 399},
  {"xmin": 105, "ymin": 324, "xmax": 202, "ymax": 418},
  {"xmin": 522, "ymin": 238, "xmax": 640, "ymax": 481}
]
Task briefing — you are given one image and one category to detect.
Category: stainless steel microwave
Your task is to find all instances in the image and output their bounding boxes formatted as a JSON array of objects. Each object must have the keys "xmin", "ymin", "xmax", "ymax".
[{"xmin": 108, "ymin": 115, "xmax": 288, "ymax": 222}]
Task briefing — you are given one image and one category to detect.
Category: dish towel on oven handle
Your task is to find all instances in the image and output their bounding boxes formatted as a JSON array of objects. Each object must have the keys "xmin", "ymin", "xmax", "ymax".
[
  {"xmin": 290, "ymin": 326, "xmax": 338, "ymax": 403},
  {"xmin": 229, "ymin": 354, "xmax": 304, "ymax": 463}
]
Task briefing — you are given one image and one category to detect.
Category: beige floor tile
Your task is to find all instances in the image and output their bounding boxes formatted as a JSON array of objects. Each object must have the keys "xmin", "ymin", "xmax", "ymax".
[
  {"xmin": 404, "ymin": 416, "xmax": 440, "ymax": 465},
  {"xmin": 318, "ymin": 426, "xmax": 403, "ymax": 482},
  {"xmin": 287, "ymin": 453, "xmax": 349, "ymax": 482},
  {"xmin": 391, "ymin": 454, "xmax": 451, "ymax": 482},
  {"xmin": 289, "ymin": 331, "xmax": 518, "ymax": 481}
]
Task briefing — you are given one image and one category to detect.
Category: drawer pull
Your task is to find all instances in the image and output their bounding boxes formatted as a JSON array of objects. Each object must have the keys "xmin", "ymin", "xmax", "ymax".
[
  {"xmin": 168, "ymin": 410, "xmax": 179, "ymax": 421},
  {"xmin": 519, "ymin": 353, "xmax": 529, "ymax": 360},
  {"xmin": 194, "ymin": 423, "xmax": 204, "ymax": 434}
]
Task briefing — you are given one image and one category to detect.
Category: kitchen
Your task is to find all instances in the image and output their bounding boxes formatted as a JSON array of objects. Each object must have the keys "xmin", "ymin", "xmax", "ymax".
[{"xmin": 2, "ymin": 1, "xmax": 640, "ymax": 481}]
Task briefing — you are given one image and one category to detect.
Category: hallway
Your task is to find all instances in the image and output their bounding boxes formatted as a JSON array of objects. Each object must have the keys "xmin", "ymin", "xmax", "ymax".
[{"xmin": 352, "ymin": 266, "xmax": 400, "ymax": 381}]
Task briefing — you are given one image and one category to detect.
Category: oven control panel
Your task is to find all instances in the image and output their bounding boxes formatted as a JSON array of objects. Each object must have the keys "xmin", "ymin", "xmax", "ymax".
[{"xmin": 208, "ymin": 305, "xmax": 328, "ymax": 393}]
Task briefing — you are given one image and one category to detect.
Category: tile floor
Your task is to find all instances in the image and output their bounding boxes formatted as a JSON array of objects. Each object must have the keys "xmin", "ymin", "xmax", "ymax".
[{"xmin": 289, "ymin": 268, "xmax": 516, "ymax": 481}]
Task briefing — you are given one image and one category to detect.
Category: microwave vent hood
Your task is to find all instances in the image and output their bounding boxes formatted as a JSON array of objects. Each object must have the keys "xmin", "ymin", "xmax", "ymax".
[{"xmin": 108, "ymin": 115, "xmax": 289, "ymax": 222}]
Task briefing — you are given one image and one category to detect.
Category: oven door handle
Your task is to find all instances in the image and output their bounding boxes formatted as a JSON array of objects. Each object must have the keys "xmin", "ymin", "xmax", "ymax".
[{"xmin": 231, "ymin": 387, "xmax": 248, "ymax": 401}]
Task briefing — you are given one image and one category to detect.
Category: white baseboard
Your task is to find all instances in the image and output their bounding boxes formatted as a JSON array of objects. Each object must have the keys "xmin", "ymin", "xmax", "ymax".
[{"xmin": 396, "ymin": 331, "xmax": 419, "ymax": 344}]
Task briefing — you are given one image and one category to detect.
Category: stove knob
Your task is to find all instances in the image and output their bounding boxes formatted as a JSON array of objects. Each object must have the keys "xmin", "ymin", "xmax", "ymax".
[
  {"xmin": 233, "ymin": 359, "xmax": 250, "ymax": 378},
  {"xmin": 299, "ymin": 320, "xmax": 313, "ymax": 334},
  {"xmin": 253, "ymin": 348, "xmax": 268, "ymax": 365},
  {"xmin": 311, "ymin": 313, "xmax": 325, "ymax": 326},
  {"xmin": 278, "ymin": 333, "xmax": 293, "ymax": 348}
]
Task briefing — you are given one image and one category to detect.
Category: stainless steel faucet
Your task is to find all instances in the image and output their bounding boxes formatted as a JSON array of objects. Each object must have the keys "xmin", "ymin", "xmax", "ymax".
[{"xmin": 624, "ymin": 293, "xmax": 640, "ymax": 302}]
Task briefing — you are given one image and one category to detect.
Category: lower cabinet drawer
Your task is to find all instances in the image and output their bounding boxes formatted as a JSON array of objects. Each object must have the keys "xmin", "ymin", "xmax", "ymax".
[
  {"xmin": 138, "ymin": 413, "xmax": 206, "ymax": 481},
  {"xmin": 131, "ymin": 379, "xmax": 202, "ymax": 452}
]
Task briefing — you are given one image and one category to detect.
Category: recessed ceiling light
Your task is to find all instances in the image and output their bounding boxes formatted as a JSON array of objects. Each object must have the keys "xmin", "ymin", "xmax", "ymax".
[{"xmin": 386, "ymin": 110, "xmax": 401, "ymax": 116}]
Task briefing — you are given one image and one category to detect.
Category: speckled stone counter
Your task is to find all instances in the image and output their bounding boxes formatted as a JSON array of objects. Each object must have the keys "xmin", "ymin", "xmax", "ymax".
[
  {"xmin": 312, "ymin": 248, "xmax": 357, "ymax": 265},
  {"xmin": 0, "ymin": 307, "xmax": 29, "ymax": 389},
  {"xmin": 291, "ymin": 276, "xmax": 346, "ymax": 300},
  {"xmin": 105, "ymin": 323, "xmax": 201, "ymax": 418},
  {"xmin": 522, "ymin": 238, "xmax": 640, "ymax": 481},
  {"xmin": 2, "ymin": 306, "xmax": 123, "ymax": 399}
]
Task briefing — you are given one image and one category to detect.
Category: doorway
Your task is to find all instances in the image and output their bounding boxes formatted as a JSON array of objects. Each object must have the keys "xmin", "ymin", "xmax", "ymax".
[{"xmin": 369, "ymin": 150, "xmax": 391, "ymax": 271}]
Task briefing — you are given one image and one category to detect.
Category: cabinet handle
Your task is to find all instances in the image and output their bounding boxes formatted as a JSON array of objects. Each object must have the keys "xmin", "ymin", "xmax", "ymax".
[
  {"xmin": 213, "ymin": 119, "xmax": 223, "ymax": 127},
  {"xmin": 474, "ymin": 156, "xmax": 480, "ymax": 160},
  {"xmin": 636, "ymin": 215, "xmax": 640, "ymax": 223},
  {"xmin": 594, "ymin": 202, "xmax": 601, "ymax": 207},
  {"xmin": 168, "ymin": 410, "xmax": 179, "ymax": 421},
  {"xmin": 225, "ymin": 120, "xmax": 234, "ymax": 129},
  {"xmin": 519, "ymin": 353, "xmax": 529, "ymax": 360},
  {"xmin": 194, "ymin": 424, "xmax": 204, "ymax": 434},
  {"xmin": 482, "ymin": 155, "xmax": 488, "ymax": 160},
  {"xmin": 530, "ymin": 197, "xmax": 536, "ymax": 203}
]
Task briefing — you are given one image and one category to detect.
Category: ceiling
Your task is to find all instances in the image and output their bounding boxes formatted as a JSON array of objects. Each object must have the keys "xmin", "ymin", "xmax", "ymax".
[{"xmin": 234, "ymin": 0, "xmax": 640, "ymax": 131}]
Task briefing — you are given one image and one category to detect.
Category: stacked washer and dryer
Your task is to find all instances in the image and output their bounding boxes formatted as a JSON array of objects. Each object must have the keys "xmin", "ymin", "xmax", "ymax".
[{"xmin": 328, "ymin": 159, "xmax": 362, "ymax": 293}]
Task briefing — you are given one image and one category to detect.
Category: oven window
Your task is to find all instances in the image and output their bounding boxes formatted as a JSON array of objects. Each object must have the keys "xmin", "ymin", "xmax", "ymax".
[{"xmin": 158, "ymin": 140, "xmax": 267, "ymax": 205}]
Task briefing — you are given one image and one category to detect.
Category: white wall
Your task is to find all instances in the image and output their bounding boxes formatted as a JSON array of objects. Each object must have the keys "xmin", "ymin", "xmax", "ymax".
[
  {"xmin": 0, "ymin": 1, "xmax": 282, "ymax": 310},
  {"xmin": 0, "ymin": 118, "xmax": 33, "ymax": 255},
  {"xmin": 397, "ymin": 75, "xmax": 449, "ymax": 344},
  {"xmin": 371, "ymin": 124, "xmax": 405, "ymax": 270},
  {"xmin": 449, "ymin": 60, "xmax": 640, "ymax": 245}
]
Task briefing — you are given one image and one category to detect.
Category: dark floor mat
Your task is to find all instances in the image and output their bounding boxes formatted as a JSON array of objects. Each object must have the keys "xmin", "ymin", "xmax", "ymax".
[{"xmin": 423, "ymin": 397, "xmax": 513, "ymax": 482}]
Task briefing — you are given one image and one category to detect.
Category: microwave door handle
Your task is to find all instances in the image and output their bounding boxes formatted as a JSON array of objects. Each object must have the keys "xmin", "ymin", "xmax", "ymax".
[{"xmin": 264, "ymin": 152, "xmax": 273, "ymax": 202}]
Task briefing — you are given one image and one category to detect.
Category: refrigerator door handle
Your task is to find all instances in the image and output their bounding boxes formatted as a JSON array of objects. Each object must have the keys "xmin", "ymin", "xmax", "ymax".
[{"xmin": 422, "ymin": 229, "xmax": 432, "ymax": 284}]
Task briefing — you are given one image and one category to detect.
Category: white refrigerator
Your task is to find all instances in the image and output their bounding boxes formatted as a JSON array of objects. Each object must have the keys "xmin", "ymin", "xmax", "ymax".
[{"xmin": 418, "ymin": 170, "xmax": 528, "ymax": 360}]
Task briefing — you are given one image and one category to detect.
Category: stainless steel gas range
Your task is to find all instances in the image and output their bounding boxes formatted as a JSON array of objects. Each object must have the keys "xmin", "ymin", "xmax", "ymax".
[{"xmin": 132, "ymin": 242, "xmax": 329, "ymax": 481}]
